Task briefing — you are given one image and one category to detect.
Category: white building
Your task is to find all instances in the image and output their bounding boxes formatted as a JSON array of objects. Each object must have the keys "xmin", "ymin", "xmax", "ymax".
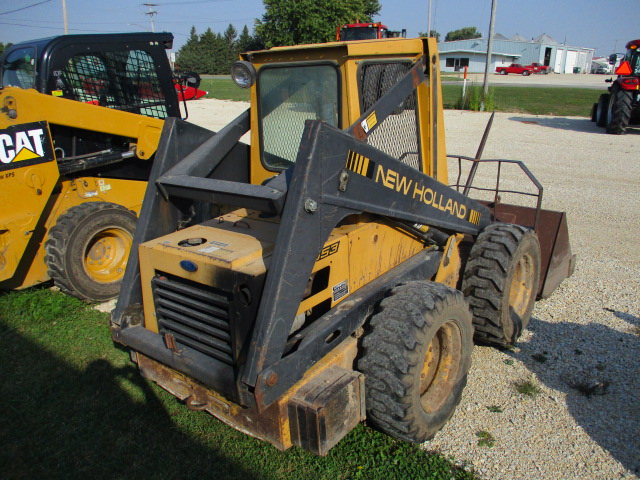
[{"xmin": 438, "ymin": 34, "xmax": 595, "ymax": 74}]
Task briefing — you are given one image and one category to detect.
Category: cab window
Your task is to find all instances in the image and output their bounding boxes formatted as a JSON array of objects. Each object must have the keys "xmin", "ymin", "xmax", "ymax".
[
  {"xmin": 2, "ymin": 47, "xmax": 36, "ymax": 89},
  {"xmin": 258, "ymin": 64, "xmax": 339, "ymax": 170}
]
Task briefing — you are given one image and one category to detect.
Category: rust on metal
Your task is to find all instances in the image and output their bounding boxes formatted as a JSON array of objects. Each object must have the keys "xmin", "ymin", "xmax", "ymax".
[
  {"xmin": 163, "ymin": 332, "xmax": 180, "ymax": 353},
  {"xmin": 185, "ymin": 395, "xmax": 208, "ymax": 411},
  {"xmin": 351, "ymin": 123, "xmax": 367, "ymax": 141},
  {"xmin": 485, "ymin": 202, "xmax": 575, "ymax": 298},
  {"xmin": 137, "ymin": 353, "xmax": 293, "ymax": 451},
  {"xmin": 265, "ymin": 371, "xmax": 279, "ymax": 387}
]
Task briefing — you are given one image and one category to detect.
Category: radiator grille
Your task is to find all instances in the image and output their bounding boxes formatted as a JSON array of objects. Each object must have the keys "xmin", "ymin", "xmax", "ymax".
[{"xmin": 152, "ymin": 274, "xmax": 234, "ymax": 365}]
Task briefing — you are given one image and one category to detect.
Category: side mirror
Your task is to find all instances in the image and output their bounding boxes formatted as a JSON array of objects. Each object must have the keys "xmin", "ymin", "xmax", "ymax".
[
  {"xmin": 608, "ymin": 54, "xmax": 617, "ymax": 65},
  {"xmin": 179, "ymin": 71, "xmax": 201, "ymax": 89}
]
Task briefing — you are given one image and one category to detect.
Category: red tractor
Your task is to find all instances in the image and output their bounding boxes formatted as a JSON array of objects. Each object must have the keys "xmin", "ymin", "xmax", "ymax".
[
  {"xmin": 591, "ymin": 39, "xmax": 640, "ymax": 134},
  {"xmin": 336, "ymin": 22, "xmax": 406, "ymax": 41}
]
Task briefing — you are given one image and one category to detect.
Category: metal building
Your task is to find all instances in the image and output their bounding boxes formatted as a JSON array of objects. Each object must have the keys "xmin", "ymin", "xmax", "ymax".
[{"xmin": 438, "ymin": 34, "xmax": 595, "ymax": 74}]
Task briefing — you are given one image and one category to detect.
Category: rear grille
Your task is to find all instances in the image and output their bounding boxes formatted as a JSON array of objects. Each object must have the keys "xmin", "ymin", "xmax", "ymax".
[{"xmin": 152, "ymin": 274, "xmax": 234, "ymax": 365}]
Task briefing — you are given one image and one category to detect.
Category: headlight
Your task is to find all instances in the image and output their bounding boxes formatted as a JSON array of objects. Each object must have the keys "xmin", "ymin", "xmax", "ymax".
[{"xmin": 231, "ymin": 61, "xmax": 257, "ymax": 88}]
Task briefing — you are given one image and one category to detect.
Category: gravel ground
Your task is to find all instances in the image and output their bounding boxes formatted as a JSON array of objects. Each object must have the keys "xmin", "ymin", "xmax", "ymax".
[{"xmin": 185, "ymin": 99, "xmax": 639, "ymax": 479}]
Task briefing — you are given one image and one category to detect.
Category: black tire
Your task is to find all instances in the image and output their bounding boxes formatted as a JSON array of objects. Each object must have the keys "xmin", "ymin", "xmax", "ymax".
[
  {"xmin": 522, "ymin": 70, "xmax": 530, "ymax": 76},
  {"xmin": 590, "ymin": 103, "xmax": 597, "ymax": 122},
  {"xmin": 45, "ymin": 202, "xmax": 137, "ymax": 302},
  {"xmin": 606, "ymin": 87, "xmax": 632, "ymax": 134},
  {"xmin": 595, "ymin": 94, "xmax": 609, "ymax": 127},
  {"xmin": 462, "ymin": 223, "xmax": 541, "ymax": 346},
  {"xmin": 499, "ymin": 70, "xmax": 507, "ymax": 75},
  {"xmin": 358, "ymin": 282, "xmax": 473, "ymax": 443}
]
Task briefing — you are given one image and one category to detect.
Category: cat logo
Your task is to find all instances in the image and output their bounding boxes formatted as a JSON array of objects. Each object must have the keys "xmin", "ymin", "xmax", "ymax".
[{"xmin": 0, "ymin": 121, "xmax": 54, "ymax": 171}]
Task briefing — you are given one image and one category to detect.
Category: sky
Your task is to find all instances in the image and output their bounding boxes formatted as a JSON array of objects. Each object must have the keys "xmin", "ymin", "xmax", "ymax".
[{"xmin": 1, "ymin": 0, "xmax": 638, "ymax": 57}]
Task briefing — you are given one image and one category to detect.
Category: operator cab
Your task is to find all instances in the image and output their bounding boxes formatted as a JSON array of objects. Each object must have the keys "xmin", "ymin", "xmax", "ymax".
[{"xmin": 0, "ymin": 33, "xmax": 179, "ymax": 119}]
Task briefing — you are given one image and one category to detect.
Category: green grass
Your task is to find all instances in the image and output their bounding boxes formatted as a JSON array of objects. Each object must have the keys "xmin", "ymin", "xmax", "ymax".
[
  {"xmin": 200, "ymin": 77, "xmax": 600, "ymax": 117},
  {"xmin": 475, "ymin": 431, "xmax": 496, "ymax": 448},
  {"xmin": 443, "ymin": 85, "xmax": 601, "ymax": 116},
  {"xmin": 514, "ymin": 379, "xmax": 542, "ymax": 397},
  {"xmin": 201, "ymin": 78, "xmax": 250, "ymax": 101},
  {"xmin": 0, "ymin": 288, "xmax": 478, "ymax": 480}
]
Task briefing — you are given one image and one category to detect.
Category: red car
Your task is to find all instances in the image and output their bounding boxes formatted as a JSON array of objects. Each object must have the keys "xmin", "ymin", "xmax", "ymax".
[
  {"xmin": 528, "ymin": 63, "xmax": 551, "ymax": 74},
  {"xmin": 495, "ymin": 63, "xmax": 534, "ymax": 75}
]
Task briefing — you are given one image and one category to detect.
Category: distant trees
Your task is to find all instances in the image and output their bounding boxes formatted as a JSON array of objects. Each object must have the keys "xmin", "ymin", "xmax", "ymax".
[
  {"xmin": 0, "ymin": 42, "xmax": 13, "ymax": 56},
  {"xmin": 175, "ymin": 25, "xmax": 263, "ymax": 74},
  {"xmin": 418, "ymin": 30, "xmax": 441, "ymax": 42},
  {"xmin": 444, "ymin": 27, "xmax": 481, "ymax": 42},
  {"xmin": 174, "ymin": 0, "xmax": 384, "ymax": 74},
  {"xmin": 255, "ymin": 0, "xmax": 381, "ymax": 47}
]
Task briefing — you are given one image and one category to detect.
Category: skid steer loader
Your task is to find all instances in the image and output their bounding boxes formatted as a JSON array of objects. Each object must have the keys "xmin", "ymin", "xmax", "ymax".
[
  {"xmin": 111, "ymin": 37, "xmax": 575, "ymax": 455},
  {"xmin": 0, "ymin": 32, "xmax": 187, "ymax": 301}
]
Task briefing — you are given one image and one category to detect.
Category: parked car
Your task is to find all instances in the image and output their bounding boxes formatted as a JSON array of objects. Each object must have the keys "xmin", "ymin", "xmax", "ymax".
[
  {"xmin": 495, "ymin": 63, "xmax": 534, "ymax": 75},
  {"xmin": 528, "ymin": 62, "xmax": 551, "ymax": 74}
]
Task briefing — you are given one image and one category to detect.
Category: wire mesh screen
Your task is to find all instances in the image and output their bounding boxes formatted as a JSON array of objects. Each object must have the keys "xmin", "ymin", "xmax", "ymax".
[
  {"xmin": 58, "ymin": 49, "xmax": 168, "ymax": 119},
  {"xmin": 359, "ymin": 62, "xmax": 421, "ymax": 170},
  {"xmin": 259, "ymin": 65, "xmax": 339, "ymax": 169}
]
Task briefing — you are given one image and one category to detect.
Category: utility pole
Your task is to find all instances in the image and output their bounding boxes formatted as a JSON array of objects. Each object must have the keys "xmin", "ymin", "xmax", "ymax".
[
  {"xmin": 482, "ymin": 0, "xmax": 497, "ymax": 102},
  {"xmin": 62, "ymin": 0, "xmax": 68, "ymax": 34},
  {"xmin": 143, "ymin": 3, "xmax": 157, "ymax": 33}
]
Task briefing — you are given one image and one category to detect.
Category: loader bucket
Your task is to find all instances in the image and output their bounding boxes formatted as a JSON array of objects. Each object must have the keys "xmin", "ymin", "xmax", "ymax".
[{"xmin": 481, "ymin": 202, "xmax": 576, "ymax": 299}]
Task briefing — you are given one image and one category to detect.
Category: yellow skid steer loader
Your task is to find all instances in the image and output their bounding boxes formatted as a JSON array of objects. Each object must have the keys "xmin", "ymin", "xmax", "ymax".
[
  {"xmin": 112, "ymin": 37, "xmax": 575, "ymax": 454},
  {"xmin": 0, "ymin": 32, "xmax": 189, "ymax": 301}
]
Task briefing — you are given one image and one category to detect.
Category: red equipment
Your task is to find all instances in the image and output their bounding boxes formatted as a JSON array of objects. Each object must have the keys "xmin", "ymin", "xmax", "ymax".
[{"xmin": 336, "ymin": 22, "xmax": 406, "ymax": 41}]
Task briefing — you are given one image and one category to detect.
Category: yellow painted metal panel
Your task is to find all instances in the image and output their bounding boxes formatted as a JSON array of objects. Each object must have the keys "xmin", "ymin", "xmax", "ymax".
[{"xmin": 0, "ymin": 87, "xmax": 164, "ymax": 159}]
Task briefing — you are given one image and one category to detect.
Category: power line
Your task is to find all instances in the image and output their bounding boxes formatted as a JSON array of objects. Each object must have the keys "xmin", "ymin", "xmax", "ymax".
[
  {"xmin": 5, "ymin": 17, "xmax": 254, "ymax": 25},
  {"xmin": 156, "ymin": 0, "xmax": 231, "ymax": 4},
  {"xmin": 0, "ymin": 0, "xmax": 54, "ymax": 16}
]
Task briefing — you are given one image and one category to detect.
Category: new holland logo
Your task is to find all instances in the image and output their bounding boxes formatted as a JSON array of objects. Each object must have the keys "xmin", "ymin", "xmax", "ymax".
[
  {"xmin": 345, "ymin": 150, "xmax": 375, "ymax": 178},
  {"xmin": 0, "ymin": 121, "xmax": 54, "ymax": 170}
]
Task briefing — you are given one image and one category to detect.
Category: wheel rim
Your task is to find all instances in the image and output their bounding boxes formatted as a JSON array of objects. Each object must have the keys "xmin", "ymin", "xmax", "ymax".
[
  {"xmin": 419, "ymin": 321, "xmax": 462, "ymax": 413},
  {"xmin": 509, "ymin": 252, "xmax": 536, "ymax": 318},
  {"xmin": 84, "ymin": 227, "xmax": 132, "ymax": 283}
]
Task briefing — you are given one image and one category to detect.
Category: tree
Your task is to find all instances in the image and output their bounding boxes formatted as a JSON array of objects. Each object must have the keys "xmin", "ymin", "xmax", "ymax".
[
  {"xmin": 418, "ymin": 30, "xmax": 440, "ymax": 42},
  {"xmin": 223, "ymin": 24, "xmax": 237, "ymax": 46},
  {"xmin": 255, "ymin": 0, "xmax": 382, "ymax": 47},
  {"xmin": 0, "ymin": 42, "xmax": 13, "ymax": 56},
  {"xmin": 176, "ymin": 26, "xmax": 205, "ymax": 72},
  {"xmin": 445, "ymin": 27, "xmax": 481, "ymax": 42},
  {"xmin": 237, "ymin": 25, "xmax": 253, "ymax": 53},
  {"xmin": 175, "ymin": 24, "xmax": 264, "ymax": 74},
  {"xmin": 236, "ymin": 25, "xmax": 264, "ymax": 54}
]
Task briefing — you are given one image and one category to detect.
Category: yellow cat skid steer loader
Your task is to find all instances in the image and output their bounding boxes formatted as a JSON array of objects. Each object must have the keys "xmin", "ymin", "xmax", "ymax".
[
  {"xmin": 112, "ymin": 38, "xmax": 575, "ymax": 454},
  {"xmin": 0, "ymin": 32, "xmax": 189, "ymax": 301}
]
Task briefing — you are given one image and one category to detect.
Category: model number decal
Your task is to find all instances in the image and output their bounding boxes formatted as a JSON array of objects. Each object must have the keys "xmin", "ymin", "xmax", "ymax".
[
  {"xmin": 0, "ymin": 171, "xmax": 15, "ymax": 180},
  {"xmin": 317, "ymin": 241, "xmax": 340, "ymax": 260}
]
